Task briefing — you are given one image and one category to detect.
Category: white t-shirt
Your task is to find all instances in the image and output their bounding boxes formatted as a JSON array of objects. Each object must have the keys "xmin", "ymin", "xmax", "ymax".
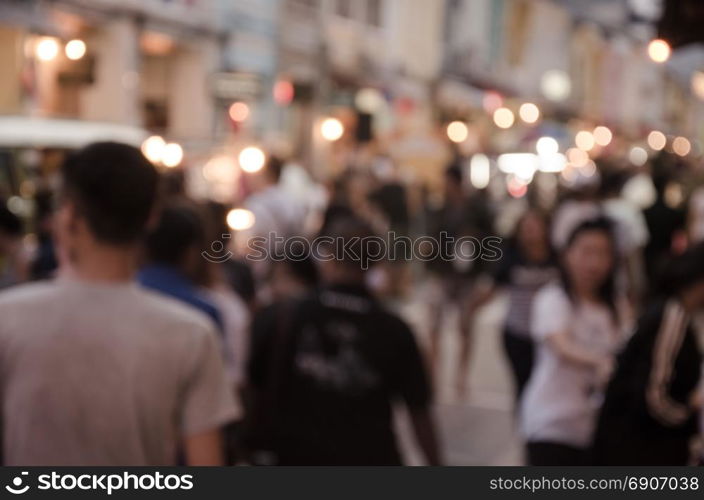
[
  {"xmin": 520, "ymin": 284, "xmax": 622, "ymax": 448},
  {"xmin": 0, "ymin": 279, "xmax": 239, "ymax": 465}
]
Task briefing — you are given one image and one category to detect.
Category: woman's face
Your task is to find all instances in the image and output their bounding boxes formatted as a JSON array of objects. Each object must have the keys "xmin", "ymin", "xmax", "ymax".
[{"xmin": 564, "ymin": 230, "xmax": 614, "ymax": 295}]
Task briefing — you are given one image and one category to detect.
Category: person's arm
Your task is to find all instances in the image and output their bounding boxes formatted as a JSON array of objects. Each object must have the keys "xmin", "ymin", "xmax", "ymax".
[
  {"xmin": 545, "ymin": 331, "xmax": 614, "ymax": 384},
  {"xmin": 184, "ymin": 429, "xmax": 225, "ymax": 466},
  {"xmin": 409, "ymin": 409, "xmax": 441, "ymax": 466}
]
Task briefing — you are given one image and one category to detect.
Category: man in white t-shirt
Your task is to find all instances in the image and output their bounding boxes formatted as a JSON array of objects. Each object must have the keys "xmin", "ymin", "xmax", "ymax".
[{"xmin": 0, "ymin": 143, "xmax": 238, "ymax": 465}]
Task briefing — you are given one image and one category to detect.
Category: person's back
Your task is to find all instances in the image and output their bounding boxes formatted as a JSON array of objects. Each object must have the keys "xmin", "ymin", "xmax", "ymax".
[
  {"xmin": 0, "ymin": 142, "xmax": 238, "ymax": 466},
  {"xmin": 250, "ymin": 285, "xmax": 428, "ymax": 465},
  {"xmin": 0, "ymin": 280, "xmax": 232, "ymax": 465}
]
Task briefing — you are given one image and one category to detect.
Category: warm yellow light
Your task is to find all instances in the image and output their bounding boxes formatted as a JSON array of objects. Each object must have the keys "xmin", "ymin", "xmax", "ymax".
[
  {"xmin": 65, "ymin": 39, "xmax": 86, "ymax": 60},
  {"xmin": 239, "ymin": 146, "xmax": 266, "ymax": 173},
  {"xmin": 593, "ymin": 126, "xmax": 613, "ymax": 147},
  {"xmin": 447, "ymin": 121, "xmax": 469, "ymax": 143},
  {"xmin": 227, "ymin": 209, "xmax": 256, "ymax": 231},
  {"xmin": 575, "ymin": 131, "xmax": 595, "ymax": 151},
  {"xmin": 519, "ymin": 103, "xmax": 540, "ymax": 124},
  {"xmin": 692, "ymin": 72, "xmax": 704, "ymax": 101},
  {"xmin": 673, "ymin": 137, "xmax": 691, "ymax": 157},
  {"xmin": 648, "ymin": 39, "xmax": 671, "ymax": 63},
  {"xmin": 470, "ymin": 154, "xmax": 490, "ymax": 189},
  {"xmin": 647, "ymin": 130, "xmax": 667, "ymax": 151},
  {"xmin": 162, "ymin": 143, "xmax": 183, "ymax": 168},
  {"xmin": 493, "ymin": 107, "xmax": 515, "ymax": 129},
  {"xmin": 566, "ymin": 148, "xmax": 589, "ymax": 167},
  {"xmin": 36, "ymin": 37, "xmax": 59, "ymax": 61},
  {"xmin": 229, "ymin": 102, "xmax": 250, "ymax": 122},
  {"xmin": 320, "ymin": 118, "xmax": 344, "ymax": 142},
  {"xmin": 141, "ymin": 136, "xmax": 166, "ymax": 164},
  {"xmin": 536, "ymin": 137, "xmax": 559, "ymax": 156}
]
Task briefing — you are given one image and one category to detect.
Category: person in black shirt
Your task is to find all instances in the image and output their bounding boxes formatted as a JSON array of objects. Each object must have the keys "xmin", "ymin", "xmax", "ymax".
[
  {"xmin": 246, "ymin": 217, "xmax": 440, "ymax": 465},
  {"xmin": 593, "ymin": 243, "xmax": 704, "ymax": 465},
  {"xmin": 642, "ymin": 171, "xmax": 686, "ymax": 295}
]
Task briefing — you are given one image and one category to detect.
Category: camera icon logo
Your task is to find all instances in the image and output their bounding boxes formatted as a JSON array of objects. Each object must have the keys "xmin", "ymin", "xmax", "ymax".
[{"xmin": 5, "ymin": 471, "xmax": 29, "ymax": 495}]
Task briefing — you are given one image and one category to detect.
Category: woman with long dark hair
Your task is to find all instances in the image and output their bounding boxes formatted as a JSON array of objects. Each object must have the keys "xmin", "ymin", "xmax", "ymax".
[
  {"xmin": 592, "ymin": 243, "xmax": 704, "ymax": 465},
  {"xmin": 520, "ymin": 217, "xmax": 627, "ymax": 465}
]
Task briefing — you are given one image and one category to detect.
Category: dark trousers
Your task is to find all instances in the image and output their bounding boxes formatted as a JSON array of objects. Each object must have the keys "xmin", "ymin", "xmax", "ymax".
[
  {"xmin": 527, "ymin": 441, "xmax": 590, "ymax": 466},
  {"xmin": 502, "ymin": 327, "xmax": 534, "ymax": 401}
]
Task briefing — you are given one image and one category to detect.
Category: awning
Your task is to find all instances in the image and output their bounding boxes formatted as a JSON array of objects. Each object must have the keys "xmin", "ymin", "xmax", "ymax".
[{"xmin": 0, "ymin": 116, "xmax": 148, "ymax": 149}]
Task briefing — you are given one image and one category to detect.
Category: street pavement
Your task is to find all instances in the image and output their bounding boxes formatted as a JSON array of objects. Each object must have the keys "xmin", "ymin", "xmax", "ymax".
[{"xmin": 392, "ymin": 287, "xmax": 524, "ymax": 465}]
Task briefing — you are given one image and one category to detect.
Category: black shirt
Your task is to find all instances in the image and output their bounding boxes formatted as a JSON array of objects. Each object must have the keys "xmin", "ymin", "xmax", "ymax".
[{"xmin": 248, "ymin": 284, "xmax": 431, "ymax": 465}]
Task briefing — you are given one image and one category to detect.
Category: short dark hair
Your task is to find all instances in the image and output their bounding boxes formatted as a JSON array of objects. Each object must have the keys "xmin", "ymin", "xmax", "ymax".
[
  {"xmin": 144, "ymin": 202, "xmax": 204, "ymax": 266},
  {"xmin": 61, "ymin": 142, "xmax": 159, "ymax": 245}
]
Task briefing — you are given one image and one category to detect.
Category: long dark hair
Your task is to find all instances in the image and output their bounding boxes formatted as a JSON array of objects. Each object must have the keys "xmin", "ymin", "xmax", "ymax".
[
  {"xmin": 656, "ymin": 242, "xmax": 704, "ymax": 299},
  {"xmin": 508, "ymin": 208, "xmax": 553, "ymax": 263},
  {"xmin": 559, "ymin": 217, "xmax": 619, "ymax": 322}
]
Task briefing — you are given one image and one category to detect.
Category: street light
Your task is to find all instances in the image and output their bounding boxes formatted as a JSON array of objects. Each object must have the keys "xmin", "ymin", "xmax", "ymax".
[
  {"xmin": 536, "ymin": 137, "xmax": 559, "ymax": 156},
  {"xmin": 141, "ymin": 136, "xmax": 166, "ymax": 164},
  {"xmin": 647, "ymin": 130, "xmax": 667, "ymax": 151},
  {"xmin": 541, "ymin": 70, "xmax": 571, "ymax": 102},
  {"xmin": 227, "ymin": 208, "xmax": 256, "ymax": 231},
  {"xmin": 320, "ymin": 118, "xmax": 344, "ymax": 142},
  {"xmin": 575, "ymin": 131, "xmax": 595, "ymax": 152},
  {"xmin": 36, "ymin": 37, "xmax": 59, "ymax": 61},
  {"xmin": 673, "ymin": 137, "xmax": 691, "ymax": 157},
  {"xmin": 648, "ymin": 39, "xmax": 671, "ymax": 63},
  {"xmin": 447, "ymin": 121, "xmax": 469, "ymax": 143},
  {"xmin": 239, "ymin": 146, "xmax": 266, "ymax": 173},
  {"xmin": 161, "ymin": 143, "xmax": 184, "ymax": 168},
  {"xmin": 493, "ymin": 107, "xmax": 515, "ymax": 129},
  {"xmin": 229, "ymin": 102, "xmax": 250, "ymax": 122},
  {"xmin": 65, "ymin": 39, "xmax": 86, "ymax": 60}
]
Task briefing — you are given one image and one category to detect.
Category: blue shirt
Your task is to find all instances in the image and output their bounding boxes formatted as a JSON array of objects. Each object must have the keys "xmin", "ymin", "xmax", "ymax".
[{"xmin": 137, "ymin": 264, "xmax": 223, "ymax": 332}]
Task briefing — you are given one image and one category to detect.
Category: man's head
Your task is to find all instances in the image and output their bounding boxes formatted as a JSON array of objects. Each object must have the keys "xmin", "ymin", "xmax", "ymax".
[
  {"xmin": 317, "ymin": 216, "xmax": 378, "ymax": 285},
  {"xmin": 55, "ymin": 142, "xmax": 159, "ymax": 264},
  {"xmin": 143, "ymin": 202, "xmax": 205, "ymax": 278},
  {"xmin": 0, "ymin": 204, "xmax": 22, "ymax": 255}
]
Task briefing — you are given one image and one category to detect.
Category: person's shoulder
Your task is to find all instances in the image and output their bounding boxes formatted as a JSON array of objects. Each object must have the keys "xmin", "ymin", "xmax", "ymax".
[
  {"xmin": 133, "ymin": 287, "xmax": 215, "ymax": 336},
  {"xmin": 0, "ymin": 280, "xmax": 61, "ymax": 308}
]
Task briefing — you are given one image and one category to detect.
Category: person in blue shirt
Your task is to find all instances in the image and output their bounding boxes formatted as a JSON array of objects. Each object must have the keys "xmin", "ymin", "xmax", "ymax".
[{"xmin": 138, "ymin": 202, "xmax": 223, "ymax": 331}]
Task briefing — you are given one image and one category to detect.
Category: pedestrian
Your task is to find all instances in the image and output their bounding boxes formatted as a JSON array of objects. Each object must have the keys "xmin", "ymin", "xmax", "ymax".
[
  {"xmin": 520, "ymin": 217, "xmax": 626, "ymax": 466},
  {"xmin": 246, "ymin": 216, "xmax": 440, "ymax": 465},
  {"xmin": 476, "ymin": 209, "xmax": 559, "ymax": 402},
  {"xmin": 138, "ymin": 201, "xmax": 223, "ymax": 331},
  {"xmin": 593, "ymin": 243, "xmax": 704, "ymax": 465},
  {"xmin": 0, "ymin": 143, "xmax": 238, "ymax": 465}
]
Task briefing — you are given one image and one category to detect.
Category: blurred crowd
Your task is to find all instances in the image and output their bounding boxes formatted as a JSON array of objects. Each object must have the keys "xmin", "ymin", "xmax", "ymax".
[{"xmin": 0, "ymin": 141, "xmax": 704, "ymax": 466}]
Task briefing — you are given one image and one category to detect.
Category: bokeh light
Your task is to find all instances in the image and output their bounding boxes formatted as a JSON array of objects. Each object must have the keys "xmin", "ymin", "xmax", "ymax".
[
  {"xmin": 320, "ymin": 118, "xmax": 344, "ymax": 142},
  {"xmin": 65, "ymin": 39, "xmax": 86, "ymax": 60},
  {"xmin": 493, "ymin": 107, "xmax": 515, "ymax": 129},
  {"xmin": 575, "ymin": 131, "xmax": 595, "ymax": 151},
  {"xmin": 229, "ymin": 102, "xmax": 250, "ymax": 122},
  {"xmin": 629, "ymin": 146, "xmax": 649, "ymax": 166},
  {"xmin": 227, "ymin": 209, "xmax": 256, "ymax": 231},
  {"xmin": 647, "ymin": 39, "xmax": 671, "ymax": 63},
  {"xmin": 36, "ymin": 37, "xmax": 59, "ymax": 61},
  {"xmin": 647, "ymin": 130, "xmax": 667, "ymax": 151},
  {"xmin": 239, "ymin": 146, "xmax": 266, "ymax": 173},
  {"xmin": 470, "ymin": 154, "xmax": 490, "ymax": 189},
  {"xmin": 541, "ymin": 70, "xmax": 571, "ymax": 101},
  {"xmin": 519, "ymin": 102, "xmax": 540, "ymax": 124},
  {"xmin": 161, "ymin": 143, "xmax": 183, "ymax": 168},
  {"xmin": 447, "ymin": 121, "xmax": 469, "ymax": 143},
  {"xmin": 593, "ymin": 126, "xmax": 613, "ymax": 147},
  {"xmin": 672, "ymin": 137, "xmax": 691, "ymax": 157},
  {"xmin": 536, "ymin": 137, "xmax": 559, "ymax": 156},
  {"xmin": 566, "ymin": 147, "xmax": 589, "ymax": 167},
  {"xmin": 141, "ymin": 136, "xmax": 166, "ymax": 164}
]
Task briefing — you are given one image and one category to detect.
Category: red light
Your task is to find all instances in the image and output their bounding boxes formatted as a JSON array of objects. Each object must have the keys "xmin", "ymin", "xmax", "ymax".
[{"xmin": 273, "ymin": 80, "xmax": 294, "ymax": 105}]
